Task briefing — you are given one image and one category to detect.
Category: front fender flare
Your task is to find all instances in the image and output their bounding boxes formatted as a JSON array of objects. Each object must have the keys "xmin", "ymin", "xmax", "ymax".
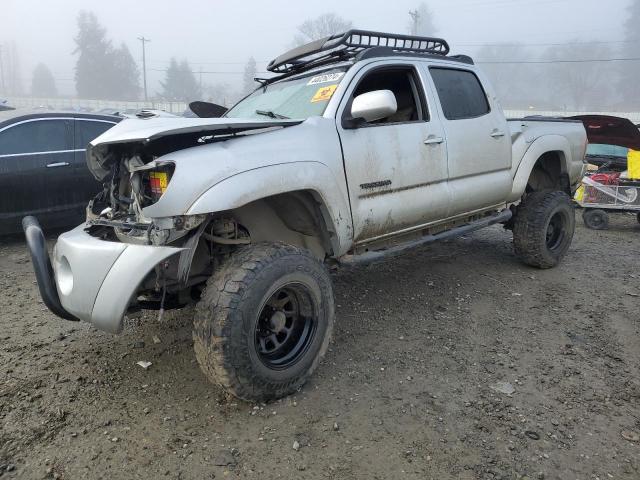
[{"xmin": 186, "ymin": 161, "xmax": 353, "ymax": 256}]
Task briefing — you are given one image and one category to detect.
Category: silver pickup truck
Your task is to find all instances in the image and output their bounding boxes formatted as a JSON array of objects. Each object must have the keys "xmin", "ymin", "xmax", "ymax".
[{"xmin": 24, "ymin": 31, "xmax": 587, "ymax": 401}]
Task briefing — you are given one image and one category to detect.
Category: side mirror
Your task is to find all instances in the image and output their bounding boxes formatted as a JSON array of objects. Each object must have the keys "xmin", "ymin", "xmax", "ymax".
[{"xmin": 350, "ymin": 90, "xmax": 397, "ymax": 124}]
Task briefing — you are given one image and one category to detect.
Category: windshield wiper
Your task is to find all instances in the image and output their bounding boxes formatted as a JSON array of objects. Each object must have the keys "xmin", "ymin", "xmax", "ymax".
[{"xmin": 255, "ymin": 109, "xmax": 289, "ymax": 119}]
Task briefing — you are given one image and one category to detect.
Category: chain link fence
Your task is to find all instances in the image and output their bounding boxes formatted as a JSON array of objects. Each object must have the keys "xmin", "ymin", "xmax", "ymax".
[
  {"xmin": 4, "ymin": 96, "xmax": 187, "ymax": 114},
  {"xmin": 3, "ymin": 96, "xmax": 640, "ymax": 124}
]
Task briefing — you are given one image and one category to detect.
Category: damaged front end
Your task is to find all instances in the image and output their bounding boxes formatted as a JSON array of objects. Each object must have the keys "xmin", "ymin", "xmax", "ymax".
[
  {"xmin": 85, "ymin": 155, "xmax": 187, "ymax": 246},
  {"xmin": 78, "ymin": 151, "xmax": 250, "ymax": 328},
  {"xmin": 35, "ymin": 117, "xmax": 299, "ymax": 332}
]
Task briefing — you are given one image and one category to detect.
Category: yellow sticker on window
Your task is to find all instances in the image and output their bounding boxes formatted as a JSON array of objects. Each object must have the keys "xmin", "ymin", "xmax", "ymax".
[{"xmin": 311, "ymin": 84, "xmax": 338, "ymax": 103}]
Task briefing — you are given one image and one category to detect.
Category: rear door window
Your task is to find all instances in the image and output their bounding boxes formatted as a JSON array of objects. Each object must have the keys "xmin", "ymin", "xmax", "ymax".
[
  {"xmin": 75, "ymin": 120, "xmax": 115, "ymax": 149},
  {"xmin": 0, "ymin": 119, "xmax": 72, "ymax": 155},
  {"xmin": 430, "ymin": 68, "xmax": 490, "ymax": 120}
]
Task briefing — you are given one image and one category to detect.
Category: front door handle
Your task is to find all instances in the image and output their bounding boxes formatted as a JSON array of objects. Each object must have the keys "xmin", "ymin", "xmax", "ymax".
[
  {"xmin": 490, "ymin": 131, "xmax": 506, "ymax": 138},
  {"xmin": 46, "ymin": 162, "xmax": 70, "ymax": 168},
  {"xmin": 424, "ymin": 136, "xmax": 444, "ymax": 145}
]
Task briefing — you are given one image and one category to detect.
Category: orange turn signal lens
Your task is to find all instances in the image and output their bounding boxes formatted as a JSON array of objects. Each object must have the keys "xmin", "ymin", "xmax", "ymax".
[{"xmin": 149, "ymin": 171, "xmax": 168, "ymax": 197}]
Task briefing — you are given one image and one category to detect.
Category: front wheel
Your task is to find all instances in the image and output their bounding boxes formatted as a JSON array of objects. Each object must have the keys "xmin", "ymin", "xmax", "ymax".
[
  {"xmin": 513, "ymin": 191, "xmax": 575, "ymax": 269},
  {"xmin": 193, "ymin": 242, "xmax": 334, "ymax": 401}
]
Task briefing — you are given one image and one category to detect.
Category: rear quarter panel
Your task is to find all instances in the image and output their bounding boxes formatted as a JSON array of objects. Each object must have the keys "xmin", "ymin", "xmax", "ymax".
[{"xmin": 508, "ymin": 119, "xmax": 587, "ymax": 202}]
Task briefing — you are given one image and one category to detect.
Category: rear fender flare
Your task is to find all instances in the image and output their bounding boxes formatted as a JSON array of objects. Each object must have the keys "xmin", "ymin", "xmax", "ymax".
[{"xmin": 508, "ymin": 135, "xmax": 571, "ymax": 202}]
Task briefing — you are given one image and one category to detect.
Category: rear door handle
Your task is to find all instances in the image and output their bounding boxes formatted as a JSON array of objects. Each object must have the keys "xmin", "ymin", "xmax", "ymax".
[
  {"xmin": 424, "ymin": 136, "xmax": 444, "ymax": 145},
  {"xmin": 491, "ymin": 131, "xmax": 506, "ymax": 138},
  {"xmin": 46, "ymin": 162, "xmax": 70, "ymax": 168}
]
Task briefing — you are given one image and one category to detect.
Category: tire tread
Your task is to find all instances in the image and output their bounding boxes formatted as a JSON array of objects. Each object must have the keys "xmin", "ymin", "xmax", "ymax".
[
  {"xmin": 513, "ymin": 191, "xmax": 575, "ymax": 269},
  {"xmin": 193, "ymin": 242, "xmax": 333, "ymax": 401}
]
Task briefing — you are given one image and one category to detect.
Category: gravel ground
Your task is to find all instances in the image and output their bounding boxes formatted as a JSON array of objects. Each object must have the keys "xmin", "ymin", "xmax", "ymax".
[{"xmin": 1, "ymin": 213, "xmax": 639, "ymax": 480}]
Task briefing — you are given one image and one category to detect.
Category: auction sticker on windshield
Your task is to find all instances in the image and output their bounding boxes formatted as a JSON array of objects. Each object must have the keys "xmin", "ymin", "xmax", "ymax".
[
  {"xmin": 307, "ymin": 72, "xmax": 345, "ymax": 85},
  {"xmin": 311, "ymin": 85, "xmax": 338, "ymax": 103}
]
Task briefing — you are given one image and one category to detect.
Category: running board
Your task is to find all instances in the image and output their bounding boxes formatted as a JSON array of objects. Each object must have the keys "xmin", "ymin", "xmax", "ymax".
[{"xmin": 340, "ymin": 209, "xmax": 513, "ymax": 265}]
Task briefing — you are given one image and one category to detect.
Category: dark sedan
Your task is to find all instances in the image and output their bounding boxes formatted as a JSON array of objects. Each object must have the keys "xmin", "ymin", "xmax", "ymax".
[{"xmin": 0, "ymin": 111, "xmax": 121, "ymax": 234}]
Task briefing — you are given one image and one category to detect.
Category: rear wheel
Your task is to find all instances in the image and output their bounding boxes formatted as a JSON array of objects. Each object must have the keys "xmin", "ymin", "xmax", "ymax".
[
  {"xmin": 193, "ymin": 242, "xmax": 334, "ymax": 401},
  {"xmin": 513, "ymin": 191, "xmax": 575, "ymax": 269},
  {"xmin": 582, "ymin": 209, "xmax": 609, "ymax": 230}
]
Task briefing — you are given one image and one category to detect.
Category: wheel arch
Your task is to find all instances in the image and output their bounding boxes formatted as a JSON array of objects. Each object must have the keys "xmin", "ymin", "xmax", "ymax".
[
  {"xmin": 185, "ymin": 162, "xmax": 353, "ymax": 258},
  {"xmin": 231, "ymin": 190, "xmax": 339, "ymax": 260},
  {"xmin": 525, "ymin": 150, "xmax": 571, "ymax": 194},
  {"xmin": 509, "ymin": 135, "xmax": 573, "ymax": 202}
]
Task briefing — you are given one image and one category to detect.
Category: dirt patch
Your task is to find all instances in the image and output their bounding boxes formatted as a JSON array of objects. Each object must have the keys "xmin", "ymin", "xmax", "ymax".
[{"xmin": 1, "ymin": 213, "xmax": 639, "ymax": 479}]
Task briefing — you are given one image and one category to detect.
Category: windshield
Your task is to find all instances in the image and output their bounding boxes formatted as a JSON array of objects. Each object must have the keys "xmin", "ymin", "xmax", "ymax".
[
  {"xmin": 586, "ymin": 143, "xmax": 629, "ymax": 158},
  {"xmin": 225, "ymin": 68, "xmax": 347, "ymax": 120}
]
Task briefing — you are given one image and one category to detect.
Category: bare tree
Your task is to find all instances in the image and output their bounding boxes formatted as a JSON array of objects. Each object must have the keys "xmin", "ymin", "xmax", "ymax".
[
  {"xmin": 292, "ymin": 13, "xmax": 352, "ymax": 47},
  {"xmin": 538, "ymin": 42, "xmax": 614, "ymax": 111},
  {"xmin": 243, "ymin": 56, "xmax": 257, "ymax": 96},
  {"xmin": 2, "ymin": 42, "xmax": 23, "ymax": 95},
  {"xmin": 475, "ymin": 44, "xmax": 534, "ymax": 109},
  {"xmin": 408, "ymin": 3, "xmax": 437, "ymax": 36},
  {"xmin": 205, "ymin": 82, "xmax": 234, "ymax": 107},
  {"xmin": 618, "ymin": 0, "xmax": 640, "ymax": 109}
]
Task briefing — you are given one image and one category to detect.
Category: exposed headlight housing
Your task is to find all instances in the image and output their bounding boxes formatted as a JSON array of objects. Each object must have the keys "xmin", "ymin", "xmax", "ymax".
[{"xmin": 142, "ymin": 164, "xmax": 175, "ymax": 205}]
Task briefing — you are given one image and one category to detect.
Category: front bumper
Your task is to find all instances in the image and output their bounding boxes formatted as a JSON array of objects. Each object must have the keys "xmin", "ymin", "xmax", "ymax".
[{"xmin": 24, "ymin": 217, "xmax": 181, "ymax": 333}]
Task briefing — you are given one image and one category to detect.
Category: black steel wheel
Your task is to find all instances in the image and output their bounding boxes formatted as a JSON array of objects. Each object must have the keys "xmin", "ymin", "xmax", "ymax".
[
  {"xmin": 513, "ymin": 191, "xmax": 575, "ymax": 269},
  {"xmin": 255, "ymin": 284, "xmax": 318, "ymax": 370},
  {"xmin": 193, "ymin": 242, "xmax": 334, "ymax": 401},
  {"xmin": 582, "ymin": 209, "xmax": 609, "ymax": 230},
  {"xmin": 545, "ymin": 211, "xmax": 568, "ymax": 251}
]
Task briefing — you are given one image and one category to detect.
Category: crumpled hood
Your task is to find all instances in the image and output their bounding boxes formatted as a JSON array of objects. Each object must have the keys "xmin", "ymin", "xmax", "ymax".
[{"xmin": 87, "ymin": 116, "xmax": 303, "ymax": 180}]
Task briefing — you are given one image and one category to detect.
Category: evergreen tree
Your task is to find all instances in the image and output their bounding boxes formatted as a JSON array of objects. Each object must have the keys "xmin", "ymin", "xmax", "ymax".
[
  {"xmin": 73, "ymin": 11, "xmax": 112, "ymax": 98},
  {"xmin": 73, "ymin": 11, "xmax": 140, "ymax": 100},
  {"xmin": 31, "ymin": 63, "xmax": 57, "ymax": 97},
  {"xmin": 243, "ymin": 57, "xmax": 257, "ymax": 95},
  {"xmin": 159, "ymin": 58, "xmax": 201, "ymax": 101},
  {"xmin": 109, "ymin": 44, "xmax": 140, "ymax": 101}
]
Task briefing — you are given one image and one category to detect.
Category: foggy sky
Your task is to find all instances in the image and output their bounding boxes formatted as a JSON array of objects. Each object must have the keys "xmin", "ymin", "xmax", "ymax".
[{"xmin": 2, "ymin": 0, "xmax": 630, "ymax": 96}]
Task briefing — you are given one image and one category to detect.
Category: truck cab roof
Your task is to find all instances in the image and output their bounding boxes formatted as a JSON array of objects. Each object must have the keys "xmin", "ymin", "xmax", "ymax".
[{"xmin": 261, "ymin": 30, "xmax": 474, "ymax": 85}]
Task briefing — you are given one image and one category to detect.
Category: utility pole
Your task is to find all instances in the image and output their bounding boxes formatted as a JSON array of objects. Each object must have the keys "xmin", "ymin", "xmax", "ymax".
[
  {"xmin": 137, "ymin": 36, "xmax": 150, "ymax": 102},
  {"xmin": 0, "ymin": 44, "xmax": 6, "ymax": 92},
  {"xmin": 408, "ymin": 9, "xmax": 420, "ymax": 35}
]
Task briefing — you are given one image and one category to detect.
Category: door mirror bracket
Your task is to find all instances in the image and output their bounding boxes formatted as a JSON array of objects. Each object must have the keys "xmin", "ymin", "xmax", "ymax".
[{"xmin": 342, "ymin": 116, "xmax": 367, "ymax": 129}]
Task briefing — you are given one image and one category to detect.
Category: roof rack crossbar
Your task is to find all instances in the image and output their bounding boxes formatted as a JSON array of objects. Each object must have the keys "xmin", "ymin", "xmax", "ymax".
[{"xmin": 267, "ymin": 29, "xmax": 450, "ymax": 75}]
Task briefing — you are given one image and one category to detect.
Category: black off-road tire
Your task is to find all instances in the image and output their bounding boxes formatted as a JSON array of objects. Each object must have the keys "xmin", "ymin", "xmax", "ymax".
[
  {"xmin": 513, "ymin": 191, "xmax": 575, "ymax": 269},
  {"xmin": 193, "ymin": 242, "xmax": 334, "ymax": 402},
  {"xmin": 582, "ymin": 209, "xmax": 609, "ymax": 230},
  {"xmin": 636, "ymin": 212, "xmax": 640, "ymax": 225}
]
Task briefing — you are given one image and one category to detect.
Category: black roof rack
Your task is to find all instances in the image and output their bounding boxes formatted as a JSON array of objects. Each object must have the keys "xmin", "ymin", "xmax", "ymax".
[{"xmin": 267, "ymin": 30, "xmax": 451, "ymax": 76}]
